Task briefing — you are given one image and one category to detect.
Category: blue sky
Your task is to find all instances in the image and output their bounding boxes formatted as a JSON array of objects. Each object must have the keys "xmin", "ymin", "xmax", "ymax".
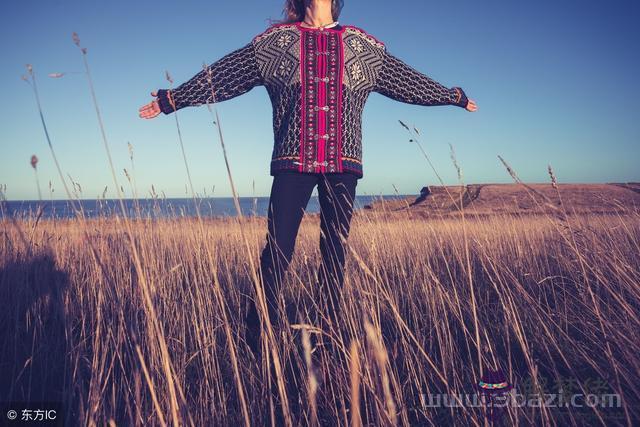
[{"xmin": 1, "ymin": 0, "xmax": 638, "ymax": 200}]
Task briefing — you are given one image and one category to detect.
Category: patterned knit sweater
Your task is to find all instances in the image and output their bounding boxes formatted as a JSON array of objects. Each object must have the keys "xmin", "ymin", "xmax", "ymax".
[{"xmin": 157, "ymin": 22, "xmax": 469, "ymax": 178}]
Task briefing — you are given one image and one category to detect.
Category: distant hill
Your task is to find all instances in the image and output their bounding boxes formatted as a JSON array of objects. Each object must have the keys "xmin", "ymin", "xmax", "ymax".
[{"xmin": 360, "ymin": 183, "xmax": 640, "ymax": 218}]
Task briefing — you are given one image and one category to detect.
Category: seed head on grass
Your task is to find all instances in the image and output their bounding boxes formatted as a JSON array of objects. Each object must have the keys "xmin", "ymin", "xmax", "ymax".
[
  {"xmin": 449, "ymin": 143, "xmax": 463, "ymax": 183},
  {"xmin": 74, "ymin": 181, "xmax": 82, "ymax": 195},
  {"xmin": 498, "ymin": 155, "xmax": 517, "ymax": 181},
  {"xmin": 204, "ymin": 62, "xmax": 214, "ymax": 86},
  {"xmin": 71, "ymin": 32, "xmax": 87, "ymax": 54},
  {"xmin": 22, "ymin": 66, "xmax": 33, "ymax": 86},
  {"xmin": 548, "ymin": 164, "xmax": 558, "ymax": 190},
  {"xmin": 30, "ymin": 155, "xmax": 43, "ymax": 201}
]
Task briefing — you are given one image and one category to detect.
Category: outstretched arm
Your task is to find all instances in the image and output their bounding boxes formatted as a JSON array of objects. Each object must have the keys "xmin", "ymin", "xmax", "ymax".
[
  {"xmin": 373, "ymin": 49, "xmax": 475, "ymax": 110},
  {"xmin": 139, "ymin": 41, "xmax": 263, "ymax": 118}
]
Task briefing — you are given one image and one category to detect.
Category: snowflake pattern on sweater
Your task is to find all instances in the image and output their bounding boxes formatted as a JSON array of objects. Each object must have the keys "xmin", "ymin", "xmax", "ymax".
[{"xmin": 157, "ymin": 22, "xmax": 469, "ymax": 178}]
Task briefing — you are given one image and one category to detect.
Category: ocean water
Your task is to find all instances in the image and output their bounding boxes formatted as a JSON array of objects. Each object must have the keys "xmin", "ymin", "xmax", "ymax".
[{"xmin": 1, "ymin": 195, "xmax": 410, "ymax": 220}]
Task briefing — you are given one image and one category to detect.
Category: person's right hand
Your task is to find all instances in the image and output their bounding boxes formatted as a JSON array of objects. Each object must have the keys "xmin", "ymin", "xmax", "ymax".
[{"xmin": 138, "ymin": 91, "xmax": 161, "ymax": 119}]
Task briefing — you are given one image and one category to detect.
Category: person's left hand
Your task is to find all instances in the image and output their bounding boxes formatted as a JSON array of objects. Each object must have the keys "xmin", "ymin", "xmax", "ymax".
[{"xmin": 466, "ymin": 99, "xmax": 478, "ymax": 112}]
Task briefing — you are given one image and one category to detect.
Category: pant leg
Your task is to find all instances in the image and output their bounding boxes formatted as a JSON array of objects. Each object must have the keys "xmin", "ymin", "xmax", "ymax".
[
  {"xmin": 246, "ymin": 172, "xmax": 317, "ymax": 350},
  {"xmin": 316, "ymin": 172, "xmax": 358, "ymax": 332}
]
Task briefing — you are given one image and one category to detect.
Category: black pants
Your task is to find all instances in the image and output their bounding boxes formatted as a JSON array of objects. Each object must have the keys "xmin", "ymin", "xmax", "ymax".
[{"xmin": 246, "ymin": 171, "xmax": 358, "ymax": 350}]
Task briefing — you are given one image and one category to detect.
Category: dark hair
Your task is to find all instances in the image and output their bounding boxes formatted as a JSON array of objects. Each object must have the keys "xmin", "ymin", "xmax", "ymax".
[{"xmin": 281, "ymin": 0, "xmax": 344, "ymax": 24}]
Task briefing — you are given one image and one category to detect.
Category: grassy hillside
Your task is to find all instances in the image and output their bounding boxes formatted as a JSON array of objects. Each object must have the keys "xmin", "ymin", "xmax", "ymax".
[{"xmin": 363, "ymin": 183, "xmax": 640, "ymax": 218}]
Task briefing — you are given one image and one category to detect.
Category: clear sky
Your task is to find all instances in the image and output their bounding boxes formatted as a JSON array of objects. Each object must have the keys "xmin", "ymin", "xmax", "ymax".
[{"xmin": 1, "ymin": 0, "xmax": 638, "ymax": 200}]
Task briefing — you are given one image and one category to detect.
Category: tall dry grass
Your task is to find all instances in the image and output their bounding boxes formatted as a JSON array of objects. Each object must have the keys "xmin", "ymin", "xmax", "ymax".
[{"xmin": 1, "ymin": 209, "xmax": 639, "ymax": 425}]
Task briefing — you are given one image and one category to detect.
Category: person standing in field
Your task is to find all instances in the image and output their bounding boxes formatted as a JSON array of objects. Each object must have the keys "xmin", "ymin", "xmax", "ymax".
[{"xmin": 139, "ymin": 0, "xmax": 477, "ymax": 356}]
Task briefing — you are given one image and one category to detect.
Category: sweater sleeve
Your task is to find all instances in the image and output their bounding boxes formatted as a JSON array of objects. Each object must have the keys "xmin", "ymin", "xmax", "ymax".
[
  {"xmin": 156, "ymin": 41, "xmax": 263, "ymax": 114},
  {"xmin": 372, "ymin": 49, "xmax": 468, "ymax": 108}
]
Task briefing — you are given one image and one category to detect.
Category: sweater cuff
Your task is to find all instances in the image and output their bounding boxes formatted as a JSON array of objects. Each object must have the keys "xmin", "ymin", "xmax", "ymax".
[
  {"xmin": 451, "ymin": 87, "xmax": 469, "ymax": 109},
  {"xmin": 156, "ymin": 89, "xmax": 176, "ymax": 114}
]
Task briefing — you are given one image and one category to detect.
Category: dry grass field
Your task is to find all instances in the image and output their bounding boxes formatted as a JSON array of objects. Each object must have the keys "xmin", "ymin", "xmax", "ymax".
[{"xmin": 1, "ymin": 184, "xmax": 639, "ymax": 426}]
